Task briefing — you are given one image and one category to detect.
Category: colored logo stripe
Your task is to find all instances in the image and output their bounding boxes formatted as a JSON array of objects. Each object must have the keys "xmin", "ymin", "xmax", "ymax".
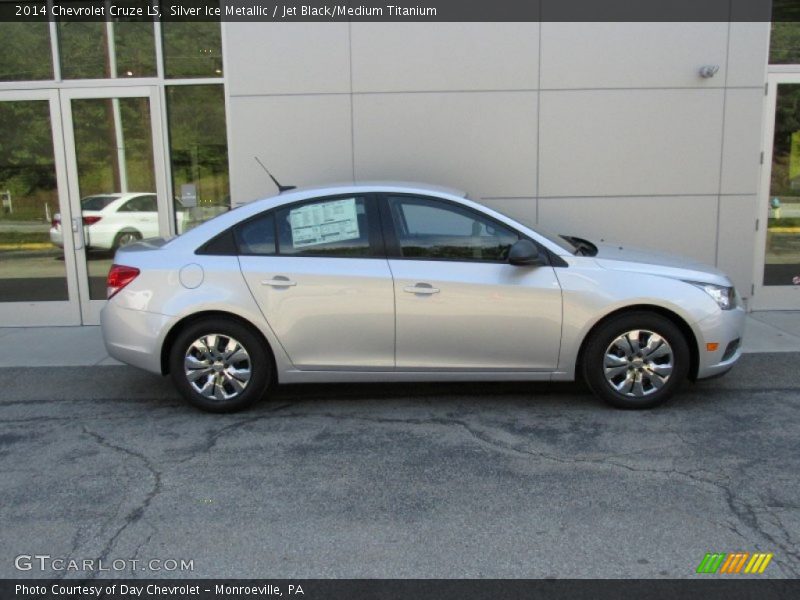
[
  {"xmin": 745, "ymin": 553, "xmax": 773, "ymax": 574},
  {"xmin": 697, "ymin": 552, "xmax": 773, "ymax": 574}
]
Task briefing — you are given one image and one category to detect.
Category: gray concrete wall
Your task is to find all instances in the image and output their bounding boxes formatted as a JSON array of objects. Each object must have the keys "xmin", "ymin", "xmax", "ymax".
[{"xmin": 223, "ymin": 22, "xmax": 770, "ymax": 297}]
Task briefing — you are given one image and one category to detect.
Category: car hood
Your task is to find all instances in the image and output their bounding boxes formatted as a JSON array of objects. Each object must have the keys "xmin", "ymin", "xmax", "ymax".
[{"xmin": 592, "ymin": 242, "xmax": 732, "ymax": 286}]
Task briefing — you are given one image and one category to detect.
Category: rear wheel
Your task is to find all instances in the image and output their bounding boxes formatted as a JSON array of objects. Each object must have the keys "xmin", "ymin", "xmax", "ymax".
[
  {"xmin": 169, "ymin": 318, "xmax": 270, "ymax": 413},
  {"xmin": 581, "ymin": 311, "xmax": 690, "ymax": 409}
]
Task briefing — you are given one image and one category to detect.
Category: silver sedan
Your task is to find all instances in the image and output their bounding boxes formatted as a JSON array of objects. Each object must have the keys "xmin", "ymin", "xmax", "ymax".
[{"xmin": 101, "ymin": 182, "xmax": 745, "ymax": 412}]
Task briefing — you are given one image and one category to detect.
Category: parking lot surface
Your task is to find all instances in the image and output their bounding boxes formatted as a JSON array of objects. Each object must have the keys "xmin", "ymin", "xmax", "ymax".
[{"xmin": 1, "ymin": 353, "xmax": 798, "ymax": 579}]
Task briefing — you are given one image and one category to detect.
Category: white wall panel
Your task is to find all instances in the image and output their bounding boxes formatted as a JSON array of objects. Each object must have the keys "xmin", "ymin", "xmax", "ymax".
[
  {"xmin": 539, "ymin": 195, "xmax": 718, "ymax": 265},
  {"xmin": 726, "ymin": 22, "xmax": 770, "ymax": 87},
  {"xmin": 224, "ymin": 23, "xmax": 350, "ymax": 96},
  {"xmin": 228, "ymin": 95, "xmax": 353, "ymax": 204},
  {"xmin": 721, "ymin": 88, "xmax": 766, "ymax": 195},
  {"xmin": 541, "ymin": 23, "xmax": 728, "ymax": 90},
  {"xmin": 353, "ymin": 92, "xmax": 537, "ymax": 199},
  {"xmin": 351, "ymin": 23, "xmax": 539, "ymax": 93},
  {"xmin": 480, "ymin": 198, "xmax": 538, "ymax": 227},
  {"xmin": 717, "ymin": 195, "xmax": 758, "ymax": 296},
  {"xmin": 539, "ymin": 89, "xmax": 725, "ymax": 197}
]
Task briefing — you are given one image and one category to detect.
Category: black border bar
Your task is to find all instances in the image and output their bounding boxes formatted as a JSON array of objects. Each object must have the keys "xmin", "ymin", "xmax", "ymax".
[
  {"xmin": 2, "ymin": 579, "xmax": 800, "ymax": 600},
  {"xmin": 0, "ymin": 0, "xmax": 793, "ymax": 22}
]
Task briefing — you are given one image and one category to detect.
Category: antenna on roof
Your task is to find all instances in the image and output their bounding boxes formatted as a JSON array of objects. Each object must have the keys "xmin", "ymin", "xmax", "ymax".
[{"xmin": 254, "ymin": 157, "xmax": 296, "ymax": 193}]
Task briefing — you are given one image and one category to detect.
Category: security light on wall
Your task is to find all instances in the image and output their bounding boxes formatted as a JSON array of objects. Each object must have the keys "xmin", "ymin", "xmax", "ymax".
[{"xmin": 699, "ymin": 65, "xmax": 720, "ymax": 78}]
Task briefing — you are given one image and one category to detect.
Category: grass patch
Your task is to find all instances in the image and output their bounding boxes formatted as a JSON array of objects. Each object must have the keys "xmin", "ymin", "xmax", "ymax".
[
  {"xmin": 768, "ymin": 217, "xmax": 800, "ymax": 228},
  {"xmin": 0, "ymin": 231, "xmax": 51, "ymax": 244}
]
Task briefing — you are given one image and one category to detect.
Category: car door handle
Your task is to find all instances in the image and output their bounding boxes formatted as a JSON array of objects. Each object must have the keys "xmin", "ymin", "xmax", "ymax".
[
  {"xmin": 261, "ymin": 277, "xmax": 297, "ymax": 287},
  {"xmin": 403, "ymin": 284, "xmax": 440, "ymax": 295}
]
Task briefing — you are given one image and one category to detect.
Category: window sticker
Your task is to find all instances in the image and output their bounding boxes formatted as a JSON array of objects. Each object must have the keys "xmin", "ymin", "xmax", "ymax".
[{"xmin": 289, "ymin": 198, "xmax": 360, "ymax": 248}]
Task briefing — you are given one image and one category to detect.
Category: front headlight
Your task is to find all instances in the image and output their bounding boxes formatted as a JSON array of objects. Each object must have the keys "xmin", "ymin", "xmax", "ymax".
[{"xmin": 687, "ymin": 282, "xmax": 736, "ymax": 310}]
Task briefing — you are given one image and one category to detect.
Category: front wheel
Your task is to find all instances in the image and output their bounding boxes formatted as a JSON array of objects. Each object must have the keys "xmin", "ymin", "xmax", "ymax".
[
  {"xmin": 169, "ymin": 318, "xmax": 271, "ymax": 412},
  {"xmin": 581, "ymin": 312, "xmax": 690, "ymax": 409}
]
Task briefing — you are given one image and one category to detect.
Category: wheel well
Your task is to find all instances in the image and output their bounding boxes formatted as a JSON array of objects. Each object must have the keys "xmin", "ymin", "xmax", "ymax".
[
  {"xmin": 160, "ymin": 310, "xmax": 276, "ymax": 377},
  {"xmin": 576, "ymin": 305, "xmax": 699, "ymax": 380}
]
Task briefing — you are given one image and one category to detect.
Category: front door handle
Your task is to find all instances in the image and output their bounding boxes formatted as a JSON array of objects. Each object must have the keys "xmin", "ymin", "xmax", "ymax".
[
  {"xmin": 262, "ymin": 276, "xmax": 297, "ymax": 287},
  {"xmin": 403, "ymin": 283, "xmax": 440, "ymax": 295}
]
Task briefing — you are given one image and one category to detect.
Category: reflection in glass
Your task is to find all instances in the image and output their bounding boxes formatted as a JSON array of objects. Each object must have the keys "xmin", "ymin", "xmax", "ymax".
[
  {"xmin": 770, "ymin": 22, "xmax": 800, "ymax": 65},
  {"xmin": 72, "ymin": 97, "xmax": 158, "ymax": 298},
  {"xmin": 0, "ymin": 21, "xmax": 53, "ymax": 81},
  {"xmin": 0, "ymin": 101, "xmax": 68, "ymax": 302},
  {"xmin": 166, "ymin": 85, "xmax": 230, "ymax": 233},
  {"xmin": 58, "ymin": 3, "xmax": 156, "ymax": 79},
  {"xmin": 162, "ymin": 20, "xmax": 223, "ymax": 78},
  {"xmin": 764, "ymin": 84, "xmax": 800, "ymax": 286}
]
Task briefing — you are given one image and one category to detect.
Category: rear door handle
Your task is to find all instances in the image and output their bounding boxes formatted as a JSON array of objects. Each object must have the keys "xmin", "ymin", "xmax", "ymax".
[
  {"xmin": 262, "ymin": 276, "xmax": 297, "ymax": 287},
  {"xmin": 403, "ymin": 283, "xmax": 440, "ymax": 295}
]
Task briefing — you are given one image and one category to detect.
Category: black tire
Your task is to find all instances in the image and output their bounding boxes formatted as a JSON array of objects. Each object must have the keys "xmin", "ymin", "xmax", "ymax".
[
  {"xmin": 113, "ymin": 230, "xmax": 142, "ymax": 250},
  {"xmin": 169, "ymin": 318, "xmax": 271, "ymax": 413},
  {"xmin": 581, "ymin": 311, "xmax": 690, "ymax": 409}
]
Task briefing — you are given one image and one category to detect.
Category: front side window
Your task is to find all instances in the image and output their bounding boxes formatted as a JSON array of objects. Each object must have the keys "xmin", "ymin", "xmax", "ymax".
[
  {"xmin": 387, "ymin": 196, "xmax": 519, "ymax": 261},
  {"xmin": 276, "ymin": 196, "xmax": 371, "ymax": 257}
]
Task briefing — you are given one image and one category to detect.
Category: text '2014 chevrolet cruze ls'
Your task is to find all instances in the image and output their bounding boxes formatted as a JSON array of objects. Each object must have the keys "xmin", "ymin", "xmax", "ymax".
[{"xmin": 101, "ymin": 182, "xmax": 745, "ymax": 412}]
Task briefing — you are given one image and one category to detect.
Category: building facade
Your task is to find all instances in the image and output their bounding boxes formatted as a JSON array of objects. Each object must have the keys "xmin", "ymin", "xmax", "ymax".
[{"xmin": 1, "ymin": 19, "xmax": 798, "ymax": 327}]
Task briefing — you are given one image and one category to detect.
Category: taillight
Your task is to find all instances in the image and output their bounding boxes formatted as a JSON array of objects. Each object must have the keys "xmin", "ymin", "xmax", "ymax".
[
  {"xmin": 83, "ymin": 215, "xmax": 102, "ymax": 225},
  {"xmin": 107, "ymin": 264, "xmax": 140, "ymax": 299},
  {"xmin": 51, "ymin": 214, "xmax": 61, "ymax": 228}
]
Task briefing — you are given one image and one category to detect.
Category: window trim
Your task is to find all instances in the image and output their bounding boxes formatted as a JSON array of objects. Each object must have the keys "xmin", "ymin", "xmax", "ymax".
[{"xmin": 378, "ymin": 193, "xmax": 551, "ymax": 266}]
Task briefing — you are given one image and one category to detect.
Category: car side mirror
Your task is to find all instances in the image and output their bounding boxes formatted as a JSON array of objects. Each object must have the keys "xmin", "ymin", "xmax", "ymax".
[{"xmin": 508, "ymin": 239, "xmax": 542, "ymax": 266}]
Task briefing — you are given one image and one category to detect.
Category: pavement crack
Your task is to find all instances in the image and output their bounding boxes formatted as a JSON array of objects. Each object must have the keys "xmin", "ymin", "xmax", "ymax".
[{"xmin": 81, "ymin": 426, "xmax": 163, "ymax": 578}]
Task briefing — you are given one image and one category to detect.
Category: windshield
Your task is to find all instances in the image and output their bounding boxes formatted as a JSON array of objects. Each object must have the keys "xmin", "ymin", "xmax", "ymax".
[{"xmin": 81, "ymin": 195, "xmax": 118, "ymax": 211}]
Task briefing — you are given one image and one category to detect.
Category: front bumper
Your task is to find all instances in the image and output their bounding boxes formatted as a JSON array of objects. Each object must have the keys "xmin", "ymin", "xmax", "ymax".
[
  {"xmin": 693, "ymin": 304, "xmax": 746, "ymax": 380},
  {"xmin": 101, "ymin": 301, "xmax": 172, "ymax": 374}
]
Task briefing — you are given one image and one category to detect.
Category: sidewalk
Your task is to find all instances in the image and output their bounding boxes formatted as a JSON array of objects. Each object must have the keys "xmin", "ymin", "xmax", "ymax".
[{"xmin": 0, "ymin": 312, "xmax": 798, "ymax": 369}]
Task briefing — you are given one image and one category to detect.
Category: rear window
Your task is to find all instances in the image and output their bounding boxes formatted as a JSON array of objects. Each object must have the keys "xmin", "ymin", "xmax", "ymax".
[{"xmin": 81, "ymin": 195, "xmax": 117, "ymax": 211}]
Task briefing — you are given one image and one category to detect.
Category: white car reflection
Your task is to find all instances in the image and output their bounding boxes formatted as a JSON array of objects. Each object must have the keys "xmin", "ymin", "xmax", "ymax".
[{"xmin": 50, "ymin": 193, "xmax": 160, "ymax": 251}]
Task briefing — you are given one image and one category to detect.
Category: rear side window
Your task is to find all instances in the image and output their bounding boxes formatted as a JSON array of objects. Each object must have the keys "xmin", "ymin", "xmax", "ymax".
[
  {"xmin": 387, "ymin": 195, "xmax": 519, "ymax": 262},
  {"xmin": 235, "ymin": 212, "xmax": 276, "ymax": 255},
  {"xmin": 275, "ymin": 196, "xmax": 371, "ymax": 257}
]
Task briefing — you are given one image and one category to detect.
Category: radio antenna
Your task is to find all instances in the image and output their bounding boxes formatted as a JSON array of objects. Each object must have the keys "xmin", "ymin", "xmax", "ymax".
[{"xmin": 254, "ymin": 157, "xmax": 296, "ymax": 193}]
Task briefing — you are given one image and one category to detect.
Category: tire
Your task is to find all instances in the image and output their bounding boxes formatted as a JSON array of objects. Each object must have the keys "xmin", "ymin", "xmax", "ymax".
[
  {"xmin": 169, "ymin": 318, "xmax": 271, "ymax": 413},
  {"xmin": 113, "ymin": 230, "xmax": 142, "ymax": 250},
  {"xmin": 581, "ymin": 311, "xmax": 690, "ymax": 409}
]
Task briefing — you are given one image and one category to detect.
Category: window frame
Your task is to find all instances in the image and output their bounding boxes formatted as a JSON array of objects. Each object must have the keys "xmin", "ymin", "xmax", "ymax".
[{"xmin": 378, "ymin": 193, "xmax": 549, "ymax": 265}]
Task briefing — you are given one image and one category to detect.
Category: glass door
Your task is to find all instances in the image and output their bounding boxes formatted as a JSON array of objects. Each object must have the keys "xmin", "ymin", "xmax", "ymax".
[
  {"xmin": 754, "ymin": 74, "xmax": 800, "ymax": 309},
  {"xmin": 0, "ymin": 90, "xmax": 81, "ymax": 326},
  {"xmin": 60, "ymin": 86, "xmax": 170, "ymax": 324}
]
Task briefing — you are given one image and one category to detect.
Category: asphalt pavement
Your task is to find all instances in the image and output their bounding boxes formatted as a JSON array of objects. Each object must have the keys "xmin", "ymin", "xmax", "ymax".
[{"xmin": 1, "ymin": 352, "xmax": 798, "ymax": 579}]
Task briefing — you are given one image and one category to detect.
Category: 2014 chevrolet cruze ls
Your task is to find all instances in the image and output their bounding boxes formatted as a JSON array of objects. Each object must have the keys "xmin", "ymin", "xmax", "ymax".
[{"xmin": 101, "ymin": 182, "xmax": 745, "ymax": 412}]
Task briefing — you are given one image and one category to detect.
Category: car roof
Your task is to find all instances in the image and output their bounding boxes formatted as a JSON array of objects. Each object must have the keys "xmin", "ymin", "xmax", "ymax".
[{"xmin": 234, "ymin": 181, "xmax": 467, "ymax": 207}]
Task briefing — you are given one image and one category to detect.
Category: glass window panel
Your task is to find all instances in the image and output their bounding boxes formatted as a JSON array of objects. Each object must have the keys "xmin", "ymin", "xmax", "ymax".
[
  {"xmin": 166, "ymin": 85, "xmax": 230, "ymax": 233},
  {"xmin": 71, "ymin": 97, "xmax": 157, "ymax": 299},
  {"xmin": 764, "ymin": 84, "xmax": 800, "ymax": 286},
  {"xmin": 235, "ymin": 213, "xmax": 276, "ymax": 256},
  {"xmin": 770, "ymin": 22, "xmax": 800, "ymax": 65},
  {"xmin": 162, "ymin": 20, "xmax": 223, "ymax": 78},
  {"xmin": 276, "ymin": 197, "xmax": 371, "ymax": 257},
  {"xmin": 0, "ymin": 20, "xmax": 53, "ymax": 81},
  {"xmin": 113, "ymin": 17, "xmax": 157, "ymax": 78},
  {"xmin": 388, "ymin": 196, "xmax": 519, "ymax": 262},
  {"xmin": 58, "ymin": 1, "xmax": 156, "ymax": 79},
  {"xmin": 0, "ymin": 101, "xmax": 68, "ymax": 302}
]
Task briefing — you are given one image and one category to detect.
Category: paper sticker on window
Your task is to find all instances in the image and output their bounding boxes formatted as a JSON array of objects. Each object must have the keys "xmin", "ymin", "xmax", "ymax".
[{"xmin": 289, "ymin": 198, "xmax": 360, "ymax": 248}]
